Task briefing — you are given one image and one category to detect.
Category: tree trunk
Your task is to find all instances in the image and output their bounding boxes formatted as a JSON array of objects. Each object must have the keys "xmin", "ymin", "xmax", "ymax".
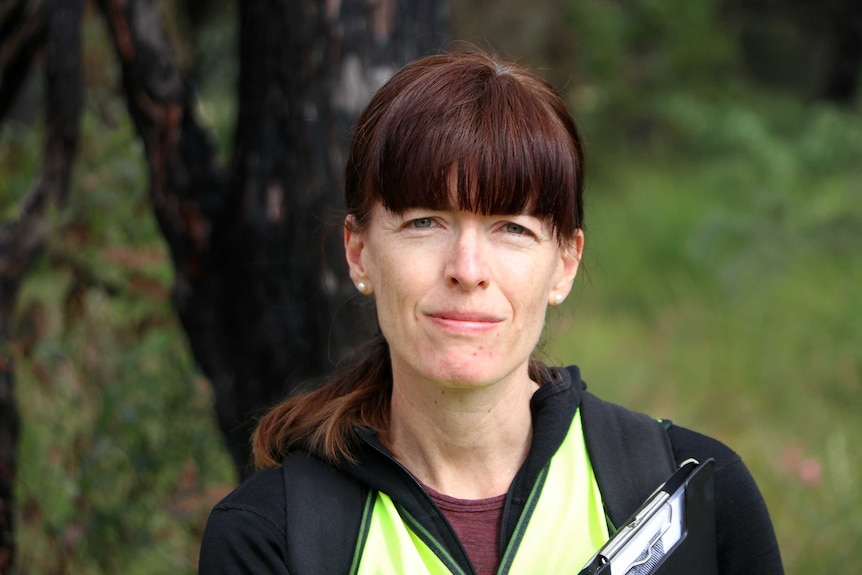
[
  {"xmin": 218, "ymin": 0, "xmax": 451, "ymax": 476},
  {"xmin": 0, "ymin": 1, "xmax": 85, "ymax": 572},
  {"xmin": 98, "ymin": 0, "xmax": 450, "ymax": 478}
]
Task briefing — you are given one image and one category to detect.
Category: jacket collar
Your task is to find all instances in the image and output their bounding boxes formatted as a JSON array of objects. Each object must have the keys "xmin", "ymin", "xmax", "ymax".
[{"xmin": 342, "ymin": 366, "xmax": 585, "ymax": 560}]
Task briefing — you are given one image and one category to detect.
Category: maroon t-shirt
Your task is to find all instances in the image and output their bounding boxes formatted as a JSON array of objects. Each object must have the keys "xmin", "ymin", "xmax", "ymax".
[{"xmin": 423, "ymin": 483, "xmax": 507, "ymax": 575}]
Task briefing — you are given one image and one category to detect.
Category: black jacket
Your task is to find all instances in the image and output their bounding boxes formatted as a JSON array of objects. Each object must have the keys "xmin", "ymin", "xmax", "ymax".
[{"xmin": 199, "ymin": 366, "xmax": 784, "ymax": 574}]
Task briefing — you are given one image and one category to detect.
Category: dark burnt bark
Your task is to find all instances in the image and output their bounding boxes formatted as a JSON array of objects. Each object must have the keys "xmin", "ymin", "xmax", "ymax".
[
  {"xmin": 820, "ymin": 2, "xmax": 862, "ymax": 104},
  {"xmin": 723, "ymin": 0, "xmax": 862, "ymax": 103},
  {"xmin": 0, "ymin": 0, "xmax": 48, "ymax": 123},
  {"xmin": 97, "ymin": 0, "xmax": 450, "ymax": 478},
  {"xmin": 0, "ymin": 1, "xmax": 85, "ymax": 572}
]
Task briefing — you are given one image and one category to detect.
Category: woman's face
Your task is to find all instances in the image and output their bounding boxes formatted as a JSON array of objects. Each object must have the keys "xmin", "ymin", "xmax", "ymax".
[{"xmin": 345, "ymin": 203, "xmax": 582, "ymax": 390}]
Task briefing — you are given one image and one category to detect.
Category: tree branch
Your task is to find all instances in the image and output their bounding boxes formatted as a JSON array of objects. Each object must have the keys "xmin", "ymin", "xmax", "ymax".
[{"xmin": 93, "ymin": 0, "xmax": 243, "ymax": 468}]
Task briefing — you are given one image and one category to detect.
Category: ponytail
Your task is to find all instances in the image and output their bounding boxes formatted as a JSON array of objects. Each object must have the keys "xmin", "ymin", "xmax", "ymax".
[{"xmin": 252, "ymin": 336, "xmax": 392, "ymax": 467}]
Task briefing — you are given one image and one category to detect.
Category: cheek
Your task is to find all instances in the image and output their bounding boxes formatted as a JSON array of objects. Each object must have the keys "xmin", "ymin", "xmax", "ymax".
[
  {"xmin": 505, "ymin": 259, "xmax": 557, "ymax": 320},
  {"xmin": 370, "ymin": 249, "xmax": 427, "ymax": 313}
]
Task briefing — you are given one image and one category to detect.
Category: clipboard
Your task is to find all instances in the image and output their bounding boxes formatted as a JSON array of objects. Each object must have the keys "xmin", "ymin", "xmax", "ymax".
[{"xmin": 579, "ymin": 458, "xmax": 717, "ymax": 575}]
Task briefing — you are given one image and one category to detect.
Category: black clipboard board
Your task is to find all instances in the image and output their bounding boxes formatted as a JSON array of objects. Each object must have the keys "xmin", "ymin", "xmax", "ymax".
[{"xmin": 579, "ymin": 458, "xmax": 717, "ymax": 575}]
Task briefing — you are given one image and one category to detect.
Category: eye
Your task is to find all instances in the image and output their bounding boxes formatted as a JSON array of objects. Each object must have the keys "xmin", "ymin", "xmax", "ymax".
[
  {"xmin": 502, "ymin": 222, "xmax": 536, "ymax": 236},
  {"xmin": 504, "ymin": 222, "xmax": 528, "ymax": 235},
  {"xmin": 410, "ymin": 217, "xmax": 435, "ymax": 229}
]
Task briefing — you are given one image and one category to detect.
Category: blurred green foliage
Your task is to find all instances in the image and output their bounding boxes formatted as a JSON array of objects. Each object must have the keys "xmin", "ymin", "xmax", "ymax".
[
  {"xmin": 4, "ymin": 0, "xmax": 860, "ymax": 573},
  {"xmin": 537, "ymin": 0, "xmax": 862, "ymax": 572}
]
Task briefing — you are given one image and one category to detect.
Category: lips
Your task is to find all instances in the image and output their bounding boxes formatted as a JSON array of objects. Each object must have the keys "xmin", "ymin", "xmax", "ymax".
[{"xmin": 426, "ymin": 310, "xmax": 503, "ymax": 331}]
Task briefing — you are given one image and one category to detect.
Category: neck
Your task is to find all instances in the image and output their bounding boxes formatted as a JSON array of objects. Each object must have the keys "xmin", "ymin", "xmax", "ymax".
[{"xmin": 388, "ymin": 366, "xmax": 538, "ymax": 499}]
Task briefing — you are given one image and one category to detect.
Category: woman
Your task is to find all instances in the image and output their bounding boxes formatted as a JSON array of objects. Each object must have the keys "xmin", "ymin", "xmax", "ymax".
[{"xmin": 199, "ymin": 51, "xmax": 783, "ymax": 575}]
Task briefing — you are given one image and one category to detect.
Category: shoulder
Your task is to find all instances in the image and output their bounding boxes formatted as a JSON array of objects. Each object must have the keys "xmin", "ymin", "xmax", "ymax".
[
  {"xmin": 665, "ymin": 424, "xmax": 768, "ymax": 518},
  {"xmin": 666, "ymin": 424, "xmax": 785, "ymax": 574},
  {"xmin": 207, "ymin": 467, "xmax": 285, "ymax": 544},
  {"xmin": 210, "ymin": 465, "xmax": 286, "ymax": 529},
  {"xmin": 198, "ymin": 466, "xmax": 289, "ymax": 574},
  {"xmin": 665, "ymin": 424, "xmax": 764, "ymax": 521}
]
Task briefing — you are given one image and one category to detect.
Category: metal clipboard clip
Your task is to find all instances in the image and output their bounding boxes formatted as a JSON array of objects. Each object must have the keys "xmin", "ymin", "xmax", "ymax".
[{"xmin": 580, "ymin": 458, "xmax": 715, "ymax": 575}]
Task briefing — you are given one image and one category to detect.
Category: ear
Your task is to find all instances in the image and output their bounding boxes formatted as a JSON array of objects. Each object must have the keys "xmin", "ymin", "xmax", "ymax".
[
  {"xmin": 344, "ymin": 215, "xmax": 368, "ymax": 284},
  {"xmin": 548, "ymin": 230, "xmax": 584, "ymax": 306}
]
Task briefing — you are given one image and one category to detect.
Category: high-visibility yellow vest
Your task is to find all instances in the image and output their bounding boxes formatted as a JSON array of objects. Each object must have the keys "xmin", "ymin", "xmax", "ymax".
[{"xmin": 355, "ymin": 411, "xmax": 608, "ymax": 574}]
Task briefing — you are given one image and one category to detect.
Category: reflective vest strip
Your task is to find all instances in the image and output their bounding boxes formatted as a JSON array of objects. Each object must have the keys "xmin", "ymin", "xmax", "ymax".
[{"xmin": 349, "ymin": 490, "xmax": 378, "ymax": 575}]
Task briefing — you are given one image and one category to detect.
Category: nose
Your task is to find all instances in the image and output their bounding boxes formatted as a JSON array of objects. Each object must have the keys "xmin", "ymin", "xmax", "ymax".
[{"xmin": 444, "ymin": 227, "xmax": 489, "ymax": 290}]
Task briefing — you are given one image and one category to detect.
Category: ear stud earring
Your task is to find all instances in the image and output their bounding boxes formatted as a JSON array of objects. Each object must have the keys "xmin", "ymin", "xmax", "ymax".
[
  {"xmin": 552, "ymin": 294, "xmax": 564, "ymax": 305},
  {"xmin": 357, "ymin": 282, "xmax": 368, "ymax": 293}
]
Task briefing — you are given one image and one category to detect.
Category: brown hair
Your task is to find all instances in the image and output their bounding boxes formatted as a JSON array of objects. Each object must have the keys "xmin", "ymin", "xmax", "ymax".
[
  {"xmin": 345, "ymin": 51, "xmax": 584, "ymax": 239},
  {"xmin": 253, "ymin": 51, "xmax": 585, "ymax": 467}
]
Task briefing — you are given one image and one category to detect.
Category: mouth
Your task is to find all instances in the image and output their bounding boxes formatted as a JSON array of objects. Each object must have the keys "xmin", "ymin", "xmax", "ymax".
[{"xmin": 426, "ymin": 310, "xmax": 503, "ymax": 332}]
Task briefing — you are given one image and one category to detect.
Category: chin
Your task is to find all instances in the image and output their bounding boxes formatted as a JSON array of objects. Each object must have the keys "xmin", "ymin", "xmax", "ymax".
[{"xmin": 424, "ymin": 358, "xmax": 520, "ymax": 389}]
